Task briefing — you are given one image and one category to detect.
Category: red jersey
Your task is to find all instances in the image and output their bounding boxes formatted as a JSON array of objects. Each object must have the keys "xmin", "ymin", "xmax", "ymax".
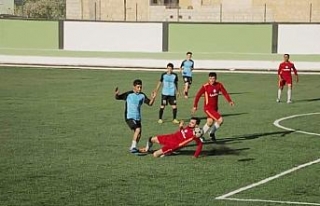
[
  {"xmin": 278, "ymin": 61, "xmax": 297, "ymax": 79},
  {"xmin": 158, "ymin": 126, "xmax": 203, "ymax": 157},
  {"xmin": 193, "ymin": 82, "xmax": 232, "ymax": 111},
  {"xmin": 174, "ymin": 126, "xmax": 195, "ymax": 141}
]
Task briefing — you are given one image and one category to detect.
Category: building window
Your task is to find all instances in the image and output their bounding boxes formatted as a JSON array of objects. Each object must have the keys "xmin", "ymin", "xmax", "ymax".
[{"xmin": 150, "ymin": 0, "xmax": 179, "ymax": 8}]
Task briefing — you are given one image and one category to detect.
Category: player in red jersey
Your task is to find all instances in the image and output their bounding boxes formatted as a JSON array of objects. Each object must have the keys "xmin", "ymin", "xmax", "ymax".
[
  {"xmin": 277, "ymin": 54, "xmax": 299, "ymax": 103},
  {"xmin": 192, "ymin": 72, "xmax": 234, "ymax": 142},
  {"xmin": 142, "ymin": 117, "xmax": 203, "ymax": 158}
]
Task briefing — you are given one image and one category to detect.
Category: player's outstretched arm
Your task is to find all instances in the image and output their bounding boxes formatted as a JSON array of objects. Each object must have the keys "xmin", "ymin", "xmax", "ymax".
[
  {"xmin": 179, "ymin": 120, "xmax": 184, "ymax": 129},
  {"xmin": 148, "ymin": 91, "xmax": 156, "ymax": 106},
  {"xmin": 220, "ymin": 84, "xmax": 234, "ymax": 105},
  {"xmin": 295, "ymin": 74, "xmax": 299, "ymax": 83},
  {"xmin": 192, "ymin": 86, "xmax": 205, "ymax": 113},
  {"xmin": 191, "ymin": 107, "xmax": 197, "ymax": 115},
  {"xmin": 114, "ymin": 87, "xmax": 121, "ymax": 99},
  {"xmin": 193, "ymin": 138, "xmax": 203, "ymax": 158},
  {"xmin": 153, "ymin": 81, "xmax": 162, "ymax": 96}
]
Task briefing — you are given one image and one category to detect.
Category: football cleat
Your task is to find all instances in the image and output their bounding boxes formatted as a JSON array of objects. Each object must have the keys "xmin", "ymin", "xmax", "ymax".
[
  {"xmin": 209, "ymin": 132, "xmax": 217, "ymax": 143},
  {"xmin": 129, "ymin": 148, "xmax": 139, "ymax": 153},
  {"xmin": 172, "ymin": 119, "xmax": 180, "ymax": 124}
]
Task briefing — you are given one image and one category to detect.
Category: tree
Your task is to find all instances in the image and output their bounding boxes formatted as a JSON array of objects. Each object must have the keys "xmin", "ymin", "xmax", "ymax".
[{"xmin": 17, "ymin": 0, "xmax": 66, "ymax": 19}]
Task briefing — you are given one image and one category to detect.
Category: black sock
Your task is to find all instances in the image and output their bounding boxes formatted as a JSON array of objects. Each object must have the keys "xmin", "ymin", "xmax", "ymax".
[
  {"xmin": 159, "ymin": 108, "xmax": 164, "ymax": 119},
  {"xmin": 173, "ymin": 108, "xmax": 177, "ymax": 119}
]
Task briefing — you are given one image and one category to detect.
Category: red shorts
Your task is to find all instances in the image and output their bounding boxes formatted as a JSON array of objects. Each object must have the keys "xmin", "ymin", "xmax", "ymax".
[
  {"xmin": 157, "ymin": 134, "xmax": 184, "ymax": 154},
  {"xmin": 204, "ymin": 109, "xmax": 221, "ymax": 120},
  {"xmin": 279, "ymin": 77, "xmax": 292, "ymax": 87}
]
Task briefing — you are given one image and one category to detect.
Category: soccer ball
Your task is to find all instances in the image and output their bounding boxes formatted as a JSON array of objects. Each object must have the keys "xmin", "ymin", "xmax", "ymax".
[{"xmin": 193, "ymin": 127, "xmax": 204, "ymax": 138}]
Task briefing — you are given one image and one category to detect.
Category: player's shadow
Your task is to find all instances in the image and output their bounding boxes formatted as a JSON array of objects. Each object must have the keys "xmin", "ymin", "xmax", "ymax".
[
  {"xmin": 180, "ymin": 112, "xmax": 247, "ymax": 122},
  {"xmin": 216, "ymin": 130, "xmax": 294, "ymax": 144},
  {"xmin": 294, "ymin": 98, "xmax": 320, "ymax": 103},
  {"xmin": 177, "ymin": 146, "xmax": 250, "ymax": 156},
  {"xmin": 229, "ymin": 92, "xmax": 250, "ymax": 95},
  {"xmin": 197, "ymin": 112, "xmax": 248, "ymax": 120}
]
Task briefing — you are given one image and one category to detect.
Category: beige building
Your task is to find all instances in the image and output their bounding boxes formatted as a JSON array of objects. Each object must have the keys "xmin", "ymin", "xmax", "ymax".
[
  {"xmin": 66, "ymin": 0, "xmax": 320, "ymax": 22},
  {"xmin": 0, "ymin": 0, "xmax": 14, "ymax": 14}
]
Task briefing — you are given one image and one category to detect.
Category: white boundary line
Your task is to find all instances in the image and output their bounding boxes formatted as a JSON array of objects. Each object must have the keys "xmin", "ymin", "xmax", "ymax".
[
  {"xmin": 273, "ymin": 113, "xmax": 320, "ymax": 136},
  {"xmin": 216, "ymin": 113, "xmax": 320, "ymax": 205},
  {"xmin": 1, "ymin": 63, "xmax": 320, "ymax": 75},
  {"xmin": 222, "ymin": 198, "xmax": 320, "ymax": 206},
  {"xmin": 215, "ymin": 158, "xmax": 320, "ymax": 199}
]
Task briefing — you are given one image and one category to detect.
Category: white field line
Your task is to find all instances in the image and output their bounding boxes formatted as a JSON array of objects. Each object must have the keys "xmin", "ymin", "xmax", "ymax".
[
  {"xmin": 215, "ymin": 158, "xmax": 320, "ymax": 199},
  {"xmin": 1, "ymin": 55, "xmax": 320, "ymax": 70},
  {"xmin": 1, "ymin": 63, "xmax": 320, "ymax": 75},
  {"xmin": 216, "ymin": 113, "xmax": 320, "ymax": 205},
  {"xmin": 273, "ymin": 113, "xmax": 320, "ymax": 136},
  {"xmin": 222, "ymin": 198, "xmax": 320, "ymax": 206}
]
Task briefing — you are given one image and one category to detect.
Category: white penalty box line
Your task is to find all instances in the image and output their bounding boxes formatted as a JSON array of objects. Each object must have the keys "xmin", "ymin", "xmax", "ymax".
[
  {"xmin": 216, "ymin": 158, "xmax": 320, "ymax": 205},
  {"xmin": 216, "ymin": 112, "xmax": 320, "ymax": 205}
]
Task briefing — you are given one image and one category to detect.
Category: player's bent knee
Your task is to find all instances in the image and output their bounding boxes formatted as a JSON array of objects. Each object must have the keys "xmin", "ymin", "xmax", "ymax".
[
  {"xmin": 217, "ymin": 118, "xmax": 223, "ymax": 125},
  {"xmin": 207, "ymin": 119, "xmax": 214, "ymax": 125},
  {"xmin": 151, "ymin": 136, "xmax": 159, "ymax": 143}
]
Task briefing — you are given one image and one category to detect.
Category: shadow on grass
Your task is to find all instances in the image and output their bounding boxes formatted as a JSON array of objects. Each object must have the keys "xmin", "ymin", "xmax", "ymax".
[
  {"xmin": 177, "ymin": 146, "xmax": 250, "ymax": 156},
  {"xmin": 188, "ymin": 112, "xmax": 248, "ymax": 121},
  {"xmin": 294, "ymin": 98, "xmax": 320, "ymax": 103},
  {"xmin": 229, "ymin": 92, "xmax": 250, "ymax": 95},
  {"xmin": 216, "ymin": 130, "xmax": 295, "ymax": 144}
]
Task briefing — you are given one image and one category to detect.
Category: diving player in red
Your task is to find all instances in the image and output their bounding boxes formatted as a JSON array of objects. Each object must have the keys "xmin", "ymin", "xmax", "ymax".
[
  {"xmin": 143, "ymin": 117, "xmax": 203, "ymax": 158},
  {"xmin": 192, "ymin": 72, "xmax": 234, "ymax": 142},
  {"xmin": 277, "ymin": 54, "xmax": 299, "ymax": 103}
]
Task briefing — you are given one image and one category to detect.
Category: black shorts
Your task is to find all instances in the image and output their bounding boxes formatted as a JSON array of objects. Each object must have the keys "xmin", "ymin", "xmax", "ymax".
[
  {"xmin": 161, "ymin": 95, "xmax": 177, "ymax": 106},
  {"xmin": 125, "ymin": 119, "xmax": 141, "ymax": 130},
  {"xmin": 183, "ymin": 76, "xmax": 192, "ymax": 85}
]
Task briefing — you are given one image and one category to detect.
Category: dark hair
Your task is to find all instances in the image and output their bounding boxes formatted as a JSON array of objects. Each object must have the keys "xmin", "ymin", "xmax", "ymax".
[
  {"xmin": 186, "ymin": 51, "xmax": 192, "ymax": 55},
  {"xmin": 167, "ymin": 63, "xmax": 174, "ymax": 68},
  {"xmin": 284, "ymin": 54, "xmax": 290, "ymax": 58},
  {"xmin": 191, "ymin": 117, "xmax": 201, "ymax": 125},
  {"xmin": 133, "ymin": 79, "xmax": 142, "ymax": 86},
  {"xmin": 209, "ymin": 72, "xmax": 217, "ymax": 77}
]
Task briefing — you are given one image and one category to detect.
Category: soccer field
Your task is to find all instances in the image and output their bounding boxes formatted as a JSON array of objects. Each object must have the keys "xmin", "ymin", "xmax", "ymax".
[{"xmin": 0, "ymin": 67, "xmax": 319, "ymax": 206}]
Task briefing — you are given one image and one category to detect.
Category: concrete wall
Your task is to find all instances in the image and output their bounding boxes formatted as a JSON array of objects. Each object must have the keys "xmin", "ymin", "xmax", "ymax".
[
  {"xmin": 0, "ymin": 0, "xmax": 14, "ymax": 14},
  {"xmin": 63, "ymin": 21, "xmax": 163, "ymax": 52},
  {"xmin": 0, "ymin": 19, "xmax": 59, "ymax": 49},
  {"xmin": 278, "ymin": 25, "xmax": 320, "ymax": 54},
  {"xmin": 1, "ymin": 19, "xmax": 319, "ymax": 55},
  {"xmin": 168, "ymin": 23, "xmax": 273, "ymax": 53}
]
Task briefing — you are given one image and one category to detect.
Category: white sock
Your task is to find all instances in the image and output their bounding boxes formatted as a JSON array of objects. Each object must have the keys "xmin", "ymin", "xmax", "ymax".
[
  {"xmin": 287, "ymin": 88, "xmax": 292, "ymax": 102},
  {"xmin": 277, "ymin": 89, "xmax": 282, "ymax": 100},
  {"xmin": 131, "ymin": 140, "xmax": 137, "ymax": 149},
  {"xmin": 210, "ymin": 122, "xmax": 220, "ymax": 134},
  {"xmin": 145, "ymin": 138, "xmax": 152, "ymax": 151},
  {"xmin": 202, "ymin": 123, "xmax": 210, "ymax": 134}
]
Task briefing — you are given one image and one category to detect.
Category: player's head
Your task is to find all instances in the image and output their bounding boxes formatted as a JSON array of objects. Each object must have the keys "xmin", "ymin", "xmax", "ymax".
[
  {"xmin": 133, "ymin": 79, "xmax": 142, "ymax": 93},
  {"xmin": 208, "ymin": 72, "xmax": 217, "ymax": 84},
  {"xmin": 284, "ymin": 54, "xmax": 290, "ymax": 62},
  {"xmin": 167, "ymin": 63, "xmax": 174, "ymax": 73},
  {"xmin": 189, "ymin": 117, "xmax": 201, "ymax": 128},
  {"xmin": 186, "ymin": 51, "xmax": 192, "ymax": 59}
]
